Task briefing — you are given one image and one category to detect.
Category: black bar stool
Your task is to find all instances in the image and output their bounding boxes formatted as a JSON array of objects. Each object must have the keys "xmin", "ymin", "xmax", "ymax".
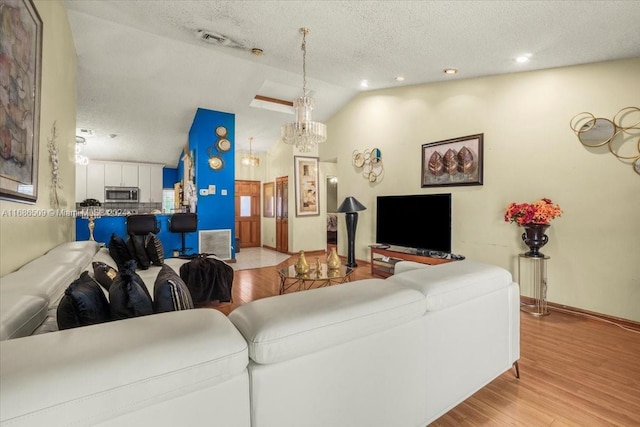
[
  {"xmin": 126, "ymin": 214, "xmax": 160, "ymax": 235},
  {"xmin": 169, "ymin": 213, "xmax": 198, "ymax": 257}
]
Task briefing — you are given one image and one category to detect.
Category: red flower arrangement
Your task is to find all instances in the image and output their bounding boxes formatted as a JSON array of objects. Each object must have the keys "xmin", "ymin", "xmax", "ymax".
[{"xmin": 504, "ymin": 198, "xmax": 562, "ymax": 226}]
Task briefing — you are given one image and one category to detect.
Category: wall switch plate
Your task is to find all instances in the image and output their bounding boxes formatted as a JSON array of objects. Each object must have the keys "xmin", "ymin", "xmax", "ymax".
[
  {"xmin": 221, "ymin": 189, "xmax": 227, "ymax": 196},
  {"xmin": 199, "ymin": 189, "xmax": 209, "ymax": 196},
  {"xmin": 208, "ymin": 185, "xmax": 216, "ymax": 194}
]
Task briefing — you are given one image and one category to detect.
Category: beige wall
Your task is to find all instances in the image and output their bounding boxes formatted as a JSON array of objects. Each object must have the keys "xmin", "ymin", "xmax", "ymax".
[
  {"xmin": 322, "ymin": 58, "xmax": 640, "ymax": 322},
  {"xmin": 0, "ymin": 0, "xmax": 77, "ymax": 275}
]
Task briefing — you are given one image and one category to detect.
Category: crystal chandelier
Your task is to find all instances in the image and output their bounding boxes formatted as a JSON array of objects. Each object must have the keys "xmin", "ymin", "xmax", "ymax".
[
  {"xmin": 241, "ymin": 137, "xmax": 260, "ymax": 166},
  {"xmin": 281, "ymin": 28, "xmax": 327, "ymax": 153}
]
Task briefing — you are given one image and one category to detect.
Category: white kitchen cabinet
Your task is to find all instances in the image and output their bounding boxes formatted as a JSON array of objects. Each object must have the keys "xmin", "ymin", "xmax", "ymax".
[
  {"xmin": 104, "ymin": 162, "xmax": 138, "ymax": 187},
  {"xmin": 138, "ymin": 164, "xmax": 164, "ymax": 203},
  {"xmin": 75, "ymin": 164, "xmax": 87, "ymax": 203},
  {"xmin": 86, "ymin": 162, "xmax": 105, "ymax": 202}
]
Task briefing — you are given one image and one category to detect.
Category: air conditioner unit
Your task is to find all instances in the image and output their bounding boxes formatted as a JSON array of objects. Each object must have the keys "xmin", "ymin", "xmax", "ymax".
[{"xmin": 199, "ymin": 229, "xmax": 232, "ymax": 260}]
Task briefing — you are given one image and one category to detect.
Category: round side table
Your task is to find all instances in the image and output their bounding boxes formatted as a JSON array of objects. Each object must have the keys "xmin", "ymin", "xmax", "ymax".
[{"xmin": 518, "ymin": 253, "xmax": 550, "ymax": 316}]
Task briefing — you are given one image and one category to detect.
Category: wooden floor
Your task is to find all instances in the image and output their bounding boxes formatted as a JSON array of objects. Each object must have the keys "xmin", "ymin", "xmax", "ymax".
[{"xmin": 212, "ymin": 254, "xmax": 640, "ymax": 426}]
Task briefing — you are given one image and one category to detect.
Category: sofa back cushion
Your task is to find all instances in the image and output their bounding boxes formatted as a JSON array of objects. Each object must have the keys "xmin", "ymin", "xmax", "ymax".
[
  {"xmin": 57, "ymin": 271, "xmax": 111, "ymax": 330},
  {"xmin": 386, "ymin": 260, "xmax": 513, "ymax": 311},
  {"xmin": 228, "ymin": 279, "xmax": 426, "ymax": 364},
  {"xmin": 109, "ymin": 260, "xmax": 153, "ymax": 320}
]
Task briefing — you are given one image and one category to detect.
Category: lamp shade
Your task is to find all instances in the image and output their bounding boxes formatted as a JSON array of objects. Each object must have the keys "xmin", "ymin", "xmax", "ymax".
[{"xmin": 337, "ymin": 197, "xmax": 366, "ymax": 213}]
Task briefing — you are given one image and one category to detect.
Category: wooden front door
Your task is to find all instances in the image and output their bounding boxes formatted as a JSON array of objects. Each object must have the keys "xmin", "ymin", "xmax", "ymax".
[
  {"xmin": 235, "ymin": 180, "xmax": 261, "ymax": 248},
  {"xmin": 275, "ymin": 176, "xmax": 288, "ymax": 254}
]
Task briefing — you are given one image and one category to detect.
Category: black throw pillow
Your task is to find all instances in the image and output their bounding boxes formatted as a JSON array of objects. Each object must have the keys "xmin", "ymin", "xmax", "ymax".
[
  {"xmin": 92, "ymin": 261, "xmax": 117, "ymax": 291},
  {"xmin": 57, "ymin": 271, "xmax": 111, "ymax": 330},
  {"xmin": 153, "ymin": 264, "xmax": 194, "ymax": 313},
  {"xmin": 145, "ymin": 232, "xmax": 164, "ymax": 266},
  {"xmin": 127, "ymin": 234, "xmax": 150, "ymax": 270},
  {"xmin": 108, "ymin": 233, "xmax": 134, "ymax": 270},
  {"xmin": 109, "ymin": 260, "xmax": 153, "ymax": 320}
]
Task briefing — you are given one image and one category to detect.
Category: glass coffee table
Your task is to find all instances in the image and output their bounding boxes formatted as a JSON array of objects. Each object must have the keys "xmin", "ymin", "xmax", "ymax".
[{"xmin": 278, "ymin": 263, "xmax": 354, "ymax": 295}]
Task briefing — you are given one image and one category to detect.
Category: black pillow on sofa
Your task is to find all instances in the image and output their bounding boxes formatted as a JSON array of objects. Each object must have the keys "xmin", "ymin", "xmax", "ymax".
[
  {"xmin": 126, "ymin": 234, "xmax": 150, "ymax": 270},
  {"xmin": 92, "ymin": 261, "xmax": 117, "ymax": 291},
  {"xmin": 57, "ymin": 271, "xmax": 111, "ymax": 330},
  {"xmin": 145, "ymin": 232, "xmax": 164, "ymax": 266},
  {"xmin": 108, "ymin": 234, "xmax": 134, "ymax": 270},
  {"xmin": 153, "ymin": 264, "xmax": 194, "ymax": 313},
  {"xmin": 109, "ymin": 260, "xmax": 154, "ymax": 320}
]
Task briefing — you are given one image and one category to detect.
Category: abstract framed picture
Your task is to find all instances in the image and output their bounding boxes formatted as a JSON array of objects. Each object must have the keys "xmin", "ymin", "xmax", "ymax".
[
  {"xmin": 421, "ymin": 134, "xmax": 484, "ymax": 187},
  {"xmin": 0, "ymin": 0, "xmax": 42, "ymax": 203},
  {"xmin": 294, "ymin": 156, "xmax": 319, "ymax": 217}
]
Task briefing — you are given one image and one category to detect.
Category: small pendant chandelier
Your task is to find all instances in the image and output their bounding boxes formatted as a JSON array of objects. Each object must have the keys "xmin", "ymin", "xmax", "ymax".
[
  {"xmin": 281, "ymin": 28, "xmax": 327, "ymax": 153},
  {"xmin": 241, "ymin": 137, "xmax": 260, "ymax": 166}
]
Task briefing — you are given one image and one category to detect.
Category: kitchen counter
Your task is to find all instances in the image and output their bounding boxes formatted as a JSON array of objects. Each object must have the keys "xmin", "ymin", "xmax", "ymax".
[{"xmin": 76, "ymin": 214, "xmax": 198, "ymax": 256}]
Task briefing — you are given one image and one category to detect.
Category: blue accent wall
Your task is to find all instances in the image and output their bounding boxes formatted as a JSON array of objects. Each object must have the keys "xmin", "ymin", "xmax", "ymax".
[
  {"xmin": 188, "ymin": 108, "xmax": 236, "ymax": 258},
  {"xmin": 162, "ymin": 167, "xmax": 178, "ymax": 189}
]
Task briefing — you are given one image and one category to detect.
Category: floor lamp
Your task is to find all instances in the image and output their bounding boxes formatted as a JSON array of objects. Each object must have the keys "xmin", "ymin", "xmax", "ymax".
[{"xmin": 337, "ymin": 196, "xmax": 366, "ymax": 268}]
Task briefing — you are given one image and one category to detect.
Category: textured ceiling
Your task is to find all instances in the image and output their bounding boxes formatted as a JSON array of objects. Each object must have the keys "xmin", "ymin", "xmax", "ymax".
[{"xmin": 64, "ymin": 0, "xmax": 640, "ymax": 166}]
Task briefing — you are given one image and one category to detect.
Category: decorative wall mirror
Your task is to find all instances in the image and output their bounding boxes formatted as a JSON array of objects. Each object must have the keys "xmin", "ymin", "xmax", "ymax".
[
  {"xmin": 577, "ymin": 117, "xmax": 616, "ymax": 147},
  {"xmin": 570, "ymin": 107, "xmax": 639, "ymax": 175}
]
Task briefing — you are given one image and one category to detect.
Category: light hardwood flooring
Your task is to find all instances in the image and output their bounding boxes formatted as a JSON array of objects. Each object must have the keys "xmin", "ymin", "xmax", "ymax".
[{"xmin": 211, "ymin": 253, "xmax": 640, "ymax": 426}]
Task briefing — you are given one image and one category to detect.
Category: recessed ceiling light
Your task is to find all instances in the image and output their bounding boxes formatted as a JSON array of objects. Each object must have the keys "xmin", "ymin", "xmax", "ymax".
[
  {"xmin": 360, "ymin": 80, "xmax": 369, "ymax": 88},
  {"xmin": 443, "ymin": 68, "xmax": 458, "ymax": 75},
  {"xmin": 515, "ymin": 54, "xmax": 532, "ymax": 63},
  {"xmin": 395, "ymin": 76, "xmax": 405, "ymax": 82}
]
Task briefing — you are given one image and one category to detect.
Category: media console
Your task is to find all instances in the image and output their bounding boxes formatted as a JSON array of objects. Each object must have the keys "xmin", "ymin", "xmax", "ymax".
[{"xmin": 369, "ymin": 245, "xmax": 455, "ymax": 278}]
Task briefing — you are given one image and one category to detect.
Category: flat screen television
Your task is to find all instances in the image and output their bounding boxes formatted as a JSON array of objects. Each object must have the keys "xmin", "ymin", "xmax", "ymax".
[{"xmin": 376, "ymin": 193, "xmax": 451, "ymax": 253}]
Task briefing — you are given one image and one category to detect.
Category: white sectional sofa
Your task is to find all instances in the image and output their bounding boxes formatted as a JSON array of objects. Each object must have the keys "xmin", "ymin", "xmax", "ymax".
[{"xmin": 0, "ymin": 241, "xmax": 520, "ymax": 427}]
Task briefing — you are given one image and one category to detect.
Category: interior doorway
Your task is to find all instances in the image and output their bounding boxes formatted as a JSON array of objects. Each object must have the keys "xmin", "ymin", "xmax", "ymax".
[
  {"xmin": 235, "ymin": 180, "xmax": 261, "ymax": 249},
  {"xmin": 275, "ymin": 176, "xmax": 289, "ymax": 254},
  {"xmin": 326, "ymin": 176, "xmax": 338, "ymax": 251}
]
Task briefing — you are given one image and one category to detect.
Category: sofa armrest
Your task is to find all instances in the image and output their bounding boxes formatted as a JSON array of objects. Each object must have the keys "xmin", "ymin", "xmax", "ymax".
[{"xmin": 0, "ymin": 309, "xmax": 248, "ymax": 426}]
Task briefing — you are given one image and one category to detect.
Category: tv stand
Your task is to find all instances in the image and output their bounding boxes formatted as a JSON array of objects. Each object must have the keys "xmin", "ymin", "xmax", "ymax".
[{"xmin": 369, "ymin": 245, "xmax": 454, "ymax": 278}]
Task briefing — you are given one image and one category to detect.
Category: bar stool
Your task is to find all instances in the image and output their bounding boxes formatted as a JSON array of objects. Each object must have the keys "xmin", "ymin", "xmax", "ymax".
[
  {"xmin": 126, "ymin": 214, "xmax": 159, "ymax": 235},
  {"xmin": 169, "ymin": 213, "xmax": 198, "ymax": 258}
]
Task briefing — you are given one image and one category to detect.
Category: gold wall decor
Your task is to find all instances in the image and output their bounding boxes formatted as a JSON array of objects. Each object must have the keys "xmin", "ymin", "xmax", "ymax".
[
  {"xmin": 352, "ymin": 148, "xmax": 384, "ymax": 182},
  {"xmin": 570, "ymin": 106, "xmax": 640, "ymax": 175}
]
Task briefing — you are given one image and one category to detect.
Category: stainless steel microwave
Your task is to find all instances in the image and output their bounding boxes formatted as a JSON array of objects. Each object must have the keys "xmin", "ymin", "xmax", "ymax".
[{"xmin": 105, "ymin": 187, "xmax": 139, "ymax": 203}]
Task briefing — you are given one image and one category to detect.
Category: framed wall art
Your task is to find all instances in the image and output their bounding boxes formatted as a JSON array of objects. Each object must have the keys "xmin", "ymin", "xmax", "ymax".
[
  {"xmin": 294, "ymin": 156, "xmax": 319, "ymax": 217},
  {"xmin": 0, "ymin": 0, "xmax": 43, "ymax": 203},
  {"xmin": 421, "ymin": 133, "xmax": 484, "ymax": 187},
  {"xmin": 263, "ymin": 182, "xmax": 274, "ymax": 217}
]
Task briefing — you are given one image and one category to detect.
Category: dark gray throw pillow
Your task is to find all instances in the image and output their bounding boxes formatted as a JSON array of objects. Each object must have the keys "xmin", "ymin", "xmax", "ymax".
[
  {"xmin": 57, "ymin": 271, "xmax": 111, "ymax": 330},
  {"xmin": 153, "ymin": 264, "xmax": 194, "ymax": 313},
  {"xmin": 127, "ymin": 234, "xmax": 150, "ymax": 270},
  {"xmin": 145, "ymin": 232, "xmax": 164, "ymax": 266},
  {"xmin": 109, "ymin": 260, "xmax": 153, "ymax": 320},
  {"xmin": 92, "ymin": 261, "xmax": 117, "ymax": 291},
  {"xmin": 108, "ymin": 233, "xmax": 134, "ymax": 270}
]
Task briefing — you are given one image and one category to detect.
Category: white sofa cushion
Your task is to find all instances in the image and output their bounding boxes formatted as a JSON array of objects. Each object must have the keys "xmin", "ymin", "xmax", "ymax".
[
  {"xmin": 386, "ymin": 260, "xmax": 513, "ymax": 312},
  {"xmin": 228, "ymin": 279, "xmax": 426, "ymax": 364},
  {"xmin": 0, "ymin": 264, "xmax": 81, "ymax": 305},
  {"xmin": 0, "ymin": 309, "xmax": 248, "ymax": 426},
  {"xmin": 0, "ymin": 293, "xmax": 48, "ymax": 340}
]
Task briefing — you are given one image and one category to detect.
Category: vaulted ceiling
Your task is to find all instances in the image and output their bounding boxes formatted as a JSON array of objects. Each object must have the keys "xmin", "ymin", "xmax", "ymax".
[{"xmin": 65, "ymin": 0, "xmax": 640, "ymax": 166}]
